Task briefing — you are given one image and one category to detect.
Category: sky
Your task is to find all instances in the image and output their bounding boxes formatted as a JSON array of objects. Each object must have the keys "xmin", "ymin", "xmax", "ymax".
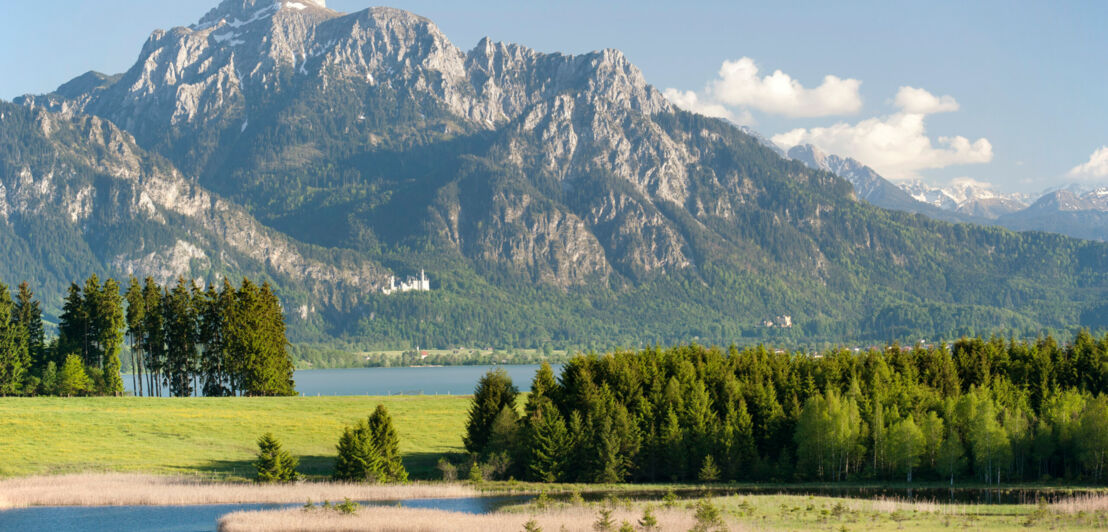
[{"xmin": 1, "ymin": 0, "xmax": 1105, "ymax": 193}]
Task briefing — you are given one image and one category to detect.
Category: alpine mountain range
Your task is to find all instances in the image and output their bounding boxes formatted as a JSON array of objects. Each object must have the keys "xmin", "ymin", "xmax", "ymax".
[{"xmin": 4, "ymin": 0, "xmax": 1107, "ymax": 348}]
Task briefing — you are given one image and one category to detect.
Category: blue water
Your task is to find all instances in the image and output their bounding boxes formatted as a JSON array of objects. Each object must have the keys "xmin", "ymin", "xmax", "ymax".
[
  {"xmin": 123, "ymin": 364, "xmax": 562, "ymax": 397},
  {"xmin": 0, "ymin": 496, "xmax": 530, "ymax": 532}
]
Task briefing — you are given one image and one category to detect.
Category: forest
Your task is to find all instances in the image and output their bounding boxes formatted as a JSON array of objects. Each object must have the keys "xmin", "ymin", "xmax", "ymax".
[
  {"xmin": 464, "ymin": 333, "xmax": 1108, "ymax": 484},
  {"xmin": 0, "ymin": 275, "xmax": 295, "ymax": 397}
]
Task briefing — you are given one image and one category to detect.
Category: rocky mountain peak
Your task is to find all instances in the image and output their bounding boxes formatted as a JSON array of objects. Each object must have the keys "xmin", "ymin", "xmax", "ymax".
[{"xmin": 195, "ymin": 0, "xmax": 329, "ymax": 29}]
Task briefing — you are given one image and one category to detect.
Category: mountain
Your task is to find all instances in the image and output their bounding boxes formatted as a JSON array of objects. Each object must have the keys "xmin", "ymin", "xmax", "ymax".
[
  {"xmin": 900, "ymin": 180, "xmax": 1030, "ymax": 220},
  {"xmin": 785, "ymin": 144, "xmax": 979, "ymax": 224},
  {"xmin": 997, "ymin": 187, "xmax": 1108, "ymax": 241},
  {"xmin": 8, "ymin": 0, "xmax": 1108, "ymax": 346},
  {"xmin": 783, "ymin": 142, "xmax": 1108, "ymax": 243}
]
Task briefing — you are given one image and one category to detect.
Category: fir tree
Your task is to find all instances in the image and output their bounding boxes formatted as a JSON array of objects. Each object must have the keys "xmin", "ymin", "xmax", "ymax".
[
  {"xmin": 141, "ymin": 278, "xmax": 166, "ymax": 397},
  {"xmin": 525, "ymin": 398, "xmax": 569, "ymax": 482},
  {"xmin": 163, "ymin": 277, "xmax": 198, "ymax": 397}
]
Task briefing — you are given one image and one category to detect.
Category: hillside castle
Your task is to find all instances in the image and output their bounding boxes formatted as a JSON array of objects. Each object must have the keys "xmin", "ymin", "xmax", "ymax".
[{"xmin": 382, "ymin": 269, "xmax": 431, "ymax": 295}]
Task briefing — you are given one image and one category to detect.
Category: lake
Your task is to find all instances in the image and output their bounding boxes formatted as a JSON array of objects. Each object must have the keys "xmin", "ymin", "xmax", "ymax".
[
  {"xmin": 123, "ymin": 364, "xmax": 561, "ymax": 397},
  {"xmin": 0, "ymin": 496, "xmax": 531, "ymax": 532}
]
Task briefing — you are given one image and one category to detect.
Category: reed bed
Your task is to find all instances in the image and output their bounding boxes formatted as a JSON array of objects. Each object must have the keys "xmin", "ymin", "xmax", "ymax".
[
  {"xmin": 1050, "ymin": 493, "xmax": 1108, "ymax": 514},
  {"xmin": 218, "ymin": 505, "xmax": 718, "ymax": 532},
  {"xmin": 0, "ymin": 474, "xmax": 478, "ymax": 509}
]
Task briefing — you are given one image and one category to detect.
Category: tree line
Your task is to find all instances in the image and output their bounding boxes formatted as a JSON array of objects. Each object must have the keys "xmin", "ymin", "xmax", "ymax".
[
  {"xmin": 464, "ymin": 332, "xmax": 1108, "ymax": 484},
  {"xmin": 0, "ymin": 275, "xmax": 295, "ymax": 397}
]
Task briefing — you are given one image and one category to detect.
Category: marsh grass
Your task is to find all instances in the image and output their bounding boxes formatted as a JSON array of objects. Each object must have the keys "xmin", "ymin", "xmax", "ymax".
[
  {"xmin": 0, "ymin": 473, "xmax": 477, "ymax": 509},
  {"xmin": 218, "ymin": 504, "xmax": 710, "ymax": 532}
]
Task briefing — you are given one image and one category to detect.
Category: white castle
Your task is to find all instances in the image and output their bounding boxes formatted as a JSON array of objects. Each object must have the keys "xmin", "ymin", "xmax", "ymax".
[{"xmin": 382, "ymin": 269, "xmax": 431, "ymax": 295}]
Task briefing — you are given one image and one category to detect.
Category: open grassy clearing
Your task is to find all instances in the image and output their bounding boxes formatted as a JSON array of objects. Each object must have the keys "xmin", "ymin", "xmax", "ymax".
[{"xmin": 0, "ymin": 396, "xmax": 470, "ymax": 480}]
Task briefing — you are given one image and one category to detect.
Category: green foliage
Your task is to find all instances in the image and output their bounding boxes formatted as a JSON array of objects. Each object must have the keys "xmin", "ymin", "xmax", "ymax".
[
  {"xmin": 698, "ymin": 454, "xmax": 720, "ymax": 483},
  {"xmin": 691, "ymin": 499, "xmax": 725, "ymax": 532},
  {"xmin": 593, "ymin": 506, "xmax": 615, "ymax": 531},
  {"xmin": 488, "ymin": 335, "xmax": 1108, "ymax": 484},
  {"xmin": 463, "ymin": 368, "xmax": 519, "ymax": 455},
  {"xmin": 254, "ymin": 432, "xmax": 300, "ymax": 483},
  {"xmin": 333, "ymin": 404, "xmax": 407, "ymax": 483},
  {"xmin": 56, "ymin": 354, "xmax": 91, "ymax": 396},
  {"xmin": 638, "ymin": 505, "xmax": 659, "ymax": 531}
]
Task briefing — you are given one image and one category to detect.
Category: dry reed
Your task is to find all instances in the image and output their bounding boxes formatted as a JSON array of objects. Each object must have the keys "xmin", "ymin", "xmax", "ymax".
[
  {"xmin": 0, "ymin": 474, "xmax": 478, "ymax": 509},
  {"xmin": 1050, "ymin": 493, "xmax": 1108, "ymax": 514},
  {"xmin": 218, "ymin": 504, "xmax": 719, "ymax": 532}
]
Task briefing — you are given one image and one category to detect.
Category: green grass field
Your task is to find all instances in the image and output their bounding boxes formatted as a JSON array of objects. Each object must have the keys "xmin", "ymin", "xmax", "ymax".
[{"xmin": 0, "ymin": 396, "xmax": 471, "ymax": 480}]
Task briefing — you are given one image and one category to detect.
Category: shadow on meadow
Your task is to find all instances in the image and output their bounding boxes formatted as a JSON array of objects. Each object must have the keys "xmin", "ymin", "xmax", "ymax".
[{"xmin": 181, "ymin": 452, "xmax": 450, "ymax": 481}]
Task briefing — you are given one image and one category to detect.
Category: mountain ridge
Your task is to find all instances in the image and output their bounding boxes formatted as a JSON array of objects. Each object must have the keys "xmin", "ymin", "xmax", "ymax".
[{"xmin": 5, "ymin": 1, "xmax": 1108, "ymax": 346}]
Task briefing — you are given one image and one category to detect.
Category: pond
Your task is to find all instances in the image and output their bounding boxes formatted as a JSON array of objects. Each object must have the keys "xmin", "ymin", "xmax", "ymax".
[
  {"xmin": 123, "ymin": 364, "xmax": 561, "ymax": 397},
  {"xmin": 0, "ymin": 496, "xmax": 531, "ymax": 532}
]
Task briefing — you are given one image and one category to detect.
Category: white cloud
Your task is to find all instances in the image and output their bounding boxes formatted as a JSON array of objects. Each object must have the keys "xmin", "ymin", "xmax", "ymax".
[
  {"xmin": 708, "ymin": 57, "xmax": 863, "ymax": 117},
  {"xmin": 661, "ymin": 88, "xmax": 752, "ymax": 124},
  {"xmin": 893, "ymin": 86, "xmax": 959, "ymax": 114},
  {"xmin": 772, "ymin": 87, "xmax": 992, "ymax": 180},
  {"xmin": 663, "ymin": 57, "xmax": 861, "ymax": 121},
  {"xmin": 1068, "ymin": 146, "xmax": 1108, "ymax": 179}
]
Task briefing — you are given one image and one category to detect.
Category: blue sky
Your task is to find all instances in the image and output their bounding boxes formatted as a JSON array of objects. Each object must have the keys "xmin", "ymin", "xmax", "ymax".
[{"xmin": 1, "ymin": 0, "xmax": 1105, "ymax": 192}]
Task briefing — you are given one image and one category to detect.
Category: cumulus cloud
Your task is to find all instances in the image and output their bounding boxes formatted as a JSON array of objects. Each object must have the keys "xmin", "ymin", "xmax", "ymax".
[
  {"xmin": 1068, "ymin": 146, "xmax": 1108, "ymax": 179},
  {"xmin": 663, "ymin": 57, "xmax": 861, "ymax": 121},
  {"xmin": 893, "ymin": 86, "xmax": 959, "ymax": 114},
  {"xmin": 771, "ymin": 87, "xmax": 992, "ymax": 180},
  {"xmin": 708, "ymin": 58, "xmax": 863, "ymax": 117}
]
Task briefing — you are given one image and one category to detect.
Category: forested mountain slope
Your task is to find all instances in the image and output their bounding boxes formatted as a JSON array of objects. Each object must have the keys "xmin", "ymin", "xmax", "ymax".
[{"xmin": 7, "ymin": 0, "xmax": 1108, "ymax": 346}]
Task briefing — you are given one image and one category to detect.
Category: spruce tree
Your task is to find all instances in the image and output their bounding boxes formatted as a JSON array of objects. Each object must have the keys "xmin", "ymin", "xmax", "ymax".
[
  {"xmin": 124, "ymin": 277, "xmax": 145, "ymax": 397},
  {"xmin": 81, "ymin": 274, "xmax": 104, "ymax": 368},
  {"xmin": 98, "ymin": 278, "xmax": 125, "ymax": 396},
  {"xmin": 197, "ymin": 285, "xmax": 227, "ymax": 396},
  {"xmin": 333, "ymin": 420, "xmax": 382, "ymax": 482},
  {"xmin": 141, "ymin": 278, "xmax": 166, "ymax": 396},
  {"xmin": 463, "ymin": 368, "xmax": 518, "ymax": 455},
  {"xmin": 254, "ymin": 432, "xmax": 299, "ymax": 483},
  {"xmin": 163, "ymin": 277, "xmax": 198, "ymax": 397},
  {"xmin": 14, "ymin": 282, "xmax": 44, "ymax": 377},
  {"xmin": 526, "ymin": 399, "xmax": 570, "ymax": 482},
  {"xmin": 57, "ymin": 283, "xmax": 86, "ymax": 367},
  {"xmin": 0, "ymin": 283, "xmax": 27, "ymax": 395},
  {"xmin": 367, "ymin": 404, "xmax": 408, "ymax": 482}
]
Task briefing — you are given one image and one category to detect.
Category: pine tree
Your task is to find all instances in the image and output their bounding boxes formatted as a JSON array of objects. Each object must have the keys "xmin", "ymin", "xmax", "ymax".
[
  {"xmin": 225, "ymin": 280, "xmax": 295, "ymax": 397},
  {"xmin": 367, "ymin": 404, "xmax": 408, "ymax": 482},
  {"xmin": 254, "ymin": 432, "xmax": 299, "ymax": 483},
  {"xmin": 463, "ymin": 368, "xmax": 519, "ymax": 455}
]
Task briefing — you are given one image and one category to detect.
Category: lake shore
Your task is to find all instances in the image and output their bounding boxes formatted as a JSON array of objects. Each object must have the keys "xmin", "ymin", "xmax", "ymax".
[{"xmin": 0, "ymin": 474, "xmax": 478, "ymax": 510}]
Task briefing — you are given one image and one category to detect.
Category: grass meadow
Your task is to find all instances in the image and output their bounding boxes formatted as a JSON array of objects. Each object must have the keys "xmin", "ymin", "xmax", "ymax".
[{"xmin": 0, "ymin": 396, "xmax": 471, "ymax": 480}]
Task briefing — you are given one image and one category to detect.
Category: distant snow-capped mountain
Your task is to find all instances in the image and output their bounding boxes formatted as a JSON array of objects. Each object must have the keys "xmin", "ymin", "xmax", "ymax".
[{"xmin": 900, "ymin": 180, "xmax": 1031, "ymax": 220}]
